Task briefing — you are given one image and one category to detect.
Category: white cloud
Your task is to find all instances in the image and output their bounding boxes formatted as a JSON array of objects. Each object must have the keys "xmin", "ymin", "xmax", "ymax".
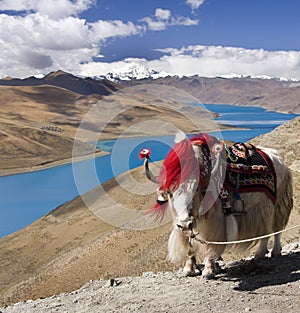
[
  {"xmin": 186, "ymin": 0, "xmax": 205, "ymax": 11},
  {"xmin": 147, "ymin": 46, "xmax": 300, "ymax": 79},
  {"xmin": 160, "ymin": 46, "xmax": 300, "ymax": 79},
  {"xmin": 79, "ymin": 45, "xmax": 300, "ymax": 81},
  {"xmin": 90, "ymin": 20, "xmax": 144, "ymax": 41},
  {"xmin": 140, "ymin": 17, "xmax": 167, "ymax": 31},
  {"xmin": 0, "ymin": 2, "xmax": 201, "ymax": 78},
  {"xmin": 0, "ymin": 13, "xmax": 97, "ymax": 77},
  {"xmin": 155, "ymin": 8, "xmax": 171, "ymax": 20},
  {"xmin": 0, "ymin": 6, "xmax": 144, "ymax": 77},
  {"xmin": 140, "ymin": 8, "xmax": 198, "ymax": 31},
  {"xmin": 1, "ymin": 2, "xmax": 297, "ymax": 81},
  {"xmin": 0, "ymin": 0, "xmax": 95, "ymax": 19},
  {"xmin": 0, "ymin": 0, "xmax": 26, "ymax": 11},
  {"xmin": 170, "ymin": 16, "xmax": 198, "ymax": 27}
]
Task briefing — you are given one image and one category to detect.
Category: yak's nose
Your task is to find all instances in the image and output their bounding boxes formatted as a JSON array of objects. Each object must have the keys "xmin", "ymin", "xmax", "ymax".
[
  {"xmin": 187, "ymin": 220, "xmax": 193, "ymax": 230},
  {"xmin": 176, "ymin": 218, "xmax": 194, "ymax": 231}
]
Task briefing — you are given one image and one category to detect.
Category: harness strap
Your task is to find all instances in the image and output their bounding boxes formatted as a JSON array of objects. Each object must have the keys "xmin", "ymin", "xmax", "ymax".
[{"xmin": 233, "ymin": 172, "xmax": 241, "ymax": 200}]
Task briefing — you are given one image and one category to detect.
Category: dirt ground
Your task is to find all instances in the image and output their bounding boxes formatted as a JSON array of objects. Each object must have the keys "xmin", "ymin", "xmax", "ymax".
[{"xmin": 1, "ymin": 242, "xmax": 299, "ymax": 313}]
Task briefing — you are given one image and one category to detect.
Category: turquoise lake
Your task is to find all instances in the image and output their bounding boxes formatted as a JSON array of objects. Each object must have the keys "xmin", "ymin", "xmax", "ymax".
[{"xmin": 0, "ymin": 104, "xmax": 297, "ymax": 238}]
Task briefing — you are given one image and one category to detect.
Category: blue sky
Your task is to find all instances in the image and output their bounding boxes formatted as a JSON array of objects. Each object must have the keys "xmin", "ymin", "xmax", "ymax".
[{"xmin": 1, "ymin": 0, "xmax": 300, "ymax": 79}]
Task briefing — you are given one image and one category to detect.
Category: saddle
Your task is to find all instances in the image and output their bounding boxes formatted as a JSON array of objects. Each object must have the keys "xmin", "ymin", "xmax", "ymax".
[{"xmin": 221, "ymin": 142, "xmax": 277, "ymax": 214}]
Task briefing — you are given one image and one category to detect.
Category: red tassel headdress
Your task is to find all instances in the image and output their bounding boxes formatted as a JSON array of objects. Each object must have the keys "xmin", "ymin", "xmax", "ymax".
[{"xmin": 141, "ymin": 132, "xmax": 219, "ymax": 220}]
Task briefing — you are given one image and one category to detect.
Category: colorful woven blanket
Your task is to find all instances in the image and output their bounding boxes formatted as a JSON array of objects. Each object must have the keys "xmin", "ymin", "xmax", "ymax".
[{"xmin": 224, "ymin": 142, "xmax": 277, "ymax": 203}]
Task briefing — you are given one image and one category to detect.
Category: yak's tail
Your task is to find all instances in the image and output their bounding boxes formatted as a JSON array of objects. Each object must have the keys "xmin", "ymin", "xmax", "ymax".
[{"xmin": 273, "ymin": 167, "xmax": 293, "ymax": 231}]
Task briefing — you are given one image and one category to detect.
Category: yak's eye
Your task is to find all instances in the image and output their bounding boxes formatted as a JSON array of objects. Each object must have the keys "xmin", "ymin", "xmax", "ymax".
[
  {"xmin": 157, "ymin": 194, "xmax": 168, "ymax": 205},
  {"xmin": 156, "ymin": 198, "xmax": 168, "ymax": 205}
]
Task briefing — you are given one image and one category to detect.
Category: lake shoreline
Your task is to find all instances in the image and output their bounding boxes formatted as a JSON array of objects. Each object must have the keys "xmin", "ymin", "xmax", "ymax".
[
  {"xmin": 0, "ymin": 123, "xmax": 238, "ymax": 177},
  {"xmin": 0, "ymin": 150, "xmax": 107, "ymax": 177},
  {"xmin": 0, "ymin": 104, "xmax": 298, "ymax": 238},
  {"xmin": 2, "ymin": 101, "xmax": 296, "ymax": 178}
]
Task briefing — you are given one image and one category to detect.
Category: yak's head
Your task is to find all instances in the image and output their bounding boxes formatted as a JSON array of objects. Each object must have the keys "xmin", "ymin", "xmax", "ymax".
[{"xmin": 141, "ymin": 132, "xmax": 225, "ymax": 233}]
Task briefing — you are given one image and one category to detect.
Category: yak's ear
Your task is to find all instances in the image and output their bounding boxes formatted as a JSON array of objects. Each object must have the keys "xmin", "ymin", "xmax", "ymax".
[{"xmin": 174, "ymin": 131, "xmax": 187, "ymax": 143}]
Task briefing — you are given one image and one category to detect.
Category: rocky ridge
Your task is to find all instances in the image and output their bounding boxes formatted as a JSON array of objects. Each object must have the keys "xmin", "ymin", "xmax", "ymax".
[{"xmin": 1, "ymin": 242, "xmax": 299, "ymax": 313}]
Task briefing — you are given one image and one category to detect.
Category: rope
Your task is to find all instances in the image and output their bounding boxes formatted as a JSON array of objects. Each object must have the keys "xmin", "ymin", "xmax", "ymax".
[{"xmin": 192, "ymin": 224, "xmax": 300, "ymax": 245}]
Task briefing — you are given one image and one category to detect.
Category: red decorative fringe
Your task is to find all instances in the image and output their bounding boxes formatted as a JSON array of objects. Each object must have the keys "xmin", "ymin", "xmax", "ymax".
[
  {"xmin": 157, "ymin": 133, "xmax": 218, "ymax": 192},
  {"xmin": 148, "ymin": 133, "xmax": 219, "ymax": 220},
  {"xmin": 190, "ymin": 133, "xmax": 218, "ymax": 148},
  {"xmin": 145, "ymin": 202, "xmax": 169, "ymax": 221},
  {"xmin": 157, "ymin": 138, "xmax": 199, "ymax": 191}
]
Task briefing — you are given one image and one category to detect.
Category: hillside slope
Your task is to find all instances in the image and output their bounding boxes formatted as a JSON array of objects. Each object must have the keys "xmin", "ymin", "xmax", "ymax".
[
  {"xmin": 123, "ymin": 76, "xmax": 300, "ymax": 114},
  {"xmin": 1, "ymin": 243, "xmax": 300, "ymax": 313},
  {"xmin": 0, "ymin": 85, "xmax": 103, "ymax": 175},
  {"xmin": 0, "ymin": 78, "xmax": 222, "ymax": 175},
  {"xmin": 0, "ymin": 70, "xmax": 120, "ymax": 96},
  {"xmin": 0, "ymin": 71, "xmax": 122, "ymax": 175},
  {"xmin": 0, "ymin": 116, "xmax": 299, "ymax": 307}
]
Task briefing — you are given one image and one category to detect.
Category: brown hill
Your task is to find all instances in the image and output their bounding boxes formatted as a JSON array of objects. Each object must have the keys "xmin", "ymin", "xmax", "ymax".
[
  {"xmin": 0, "ymin": 70, "xmax": 120, "ymax": 96},
  {"xmin": 0, "ymin": 71, "xmax": 123, "ymax": 175},
  {"xmin": 0, "ymin": 85, "xmax": 101, "ymax": 175},
  {"xmin": 122, "ymin": 76, "xmax": 300, "ymax": 114},
  {"xmin": 0, "ymin": 116, "xmax": 299, "ymax": 307},
  {"xmin": 0, "ymin": 77, "xmax": 223, "ymax": 175}
]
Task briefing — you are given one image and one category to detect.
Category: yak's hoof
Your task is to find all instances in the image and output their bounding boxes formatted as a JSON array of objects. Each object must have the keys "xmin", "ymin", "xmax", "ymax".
[
  {"xmin": 254, "ymin": 252, "xmax": 268, "ymax": 260},
  {"xmin": 178, "ymin": 268, "xmax": 193, "ymax": 277},
  {"xmin": 180, "ymin": 268, "xmax": 201, "ymax": 277},
  {"xmin": 181, "ymin": 270, "xmax": 191, "ymax": 277},
  {"xmin": 202, "ymin": 273, "xmax": 216, "ymax": 280},
  {"xmin": 201, "ymin": 271, "xmax": 215, "ymax": 280},
  {"xmin": 214, "ymin": 262, "xmax": 222, "ymax": 274},
  {"xmin": 271, "ymin": 250, "xmax": 282, "ymax": 258}
]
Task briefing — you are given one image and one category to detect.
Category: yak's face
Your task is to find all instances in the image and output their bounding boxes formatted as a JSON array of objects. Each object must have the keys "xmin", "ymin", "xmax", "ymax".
[
  {"xmin": 164, "ymin": 178, "xmax": 198, "ymax": 231},
  {"xmin": 142, "ymin": 133, "xmax": 225, "ymax": 231}
]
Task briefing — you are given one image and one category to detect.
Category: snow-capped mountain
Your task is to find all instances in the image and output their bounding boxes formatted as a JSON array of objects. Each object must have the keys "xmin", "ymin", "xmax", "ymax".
[
  {"xmin": 94, "ymin": 62, "xmax": 298, "ymax": 83},
  {"xmin": 100, "ymin": 62, "xmax": 170, "ymax": 82}
]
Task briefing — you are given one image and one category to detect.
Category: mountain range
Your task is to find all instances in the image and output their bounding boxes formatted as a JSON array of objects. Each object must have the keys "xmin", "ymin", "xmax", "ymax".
[
  {"xmin": 1, "ymin": 68, "xmax": 300, "ymax": 175},
  {"xmin": 86, "ymin": 62, "xmax": 300, "ymax": 114},
  {"xmin": 3, "ymin": 66, "xmax": 300, "ymax": 114},
  {"xmin": 102, "ymin": 62, "xmax": 169, "ymax": 81},
  {"xmin": 121, "ymin": 74, "xmax": 300, "ymax": 114},
  {"xmin": 0, "ymin": 70, "xmax": 120, "ymax": 96},
  {"xmin": 91, "ymin": 62, "xmax": 298, "ymax": 83},
  {"xmin": 0, "ymin": 70, "xmax": 218, "ymax": 175}
]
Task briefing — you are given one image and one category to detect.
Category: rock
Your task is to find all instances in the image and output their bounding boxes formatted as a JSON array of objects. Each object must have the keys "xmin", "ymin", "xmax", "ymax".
[
  {"xmin": 142, "ymin": 271, "xmax": 155, "ymax": 277},
  {"xmin": 105, "ymin": 278, "xmax": 122, "ymax": 287}
]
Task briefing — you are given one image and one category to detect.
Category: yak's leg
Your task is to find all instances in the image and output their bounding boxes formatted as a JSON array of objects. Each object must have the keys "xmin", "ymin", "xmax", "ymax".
[
  {"xmin": 271, "ymin": 233, "xmax": 282, "ymax": 257},
  {"xmin": 254, "ymin": 237, "xmax": 269, "ymax": 259},
  {"xmin": 183, "ymin": 254, "xmax": 197, "ymax": 276},
  {"xmin": 202, "ymin": 257, "xmax": 217, "ymax": 279}
]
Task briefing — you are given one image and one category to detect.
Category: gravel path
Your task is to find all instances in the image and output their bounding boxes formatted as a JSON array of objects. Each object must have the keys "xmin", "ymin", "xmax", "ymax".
[{"xmin": 1, "ymin": 242, "xmax": 299, "ymax": 313}]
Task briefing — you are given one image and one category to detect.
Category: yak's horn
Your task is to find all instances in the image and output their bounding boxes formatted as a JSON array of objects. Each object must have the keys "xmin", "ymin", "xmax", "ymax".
[
  {"xmin": 211, "ymin": 143, "xmax": 224, "ymax": 177},
  {"xmin": 144, "ymin": 157, "xmax": 158, "ymax": 183}
]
